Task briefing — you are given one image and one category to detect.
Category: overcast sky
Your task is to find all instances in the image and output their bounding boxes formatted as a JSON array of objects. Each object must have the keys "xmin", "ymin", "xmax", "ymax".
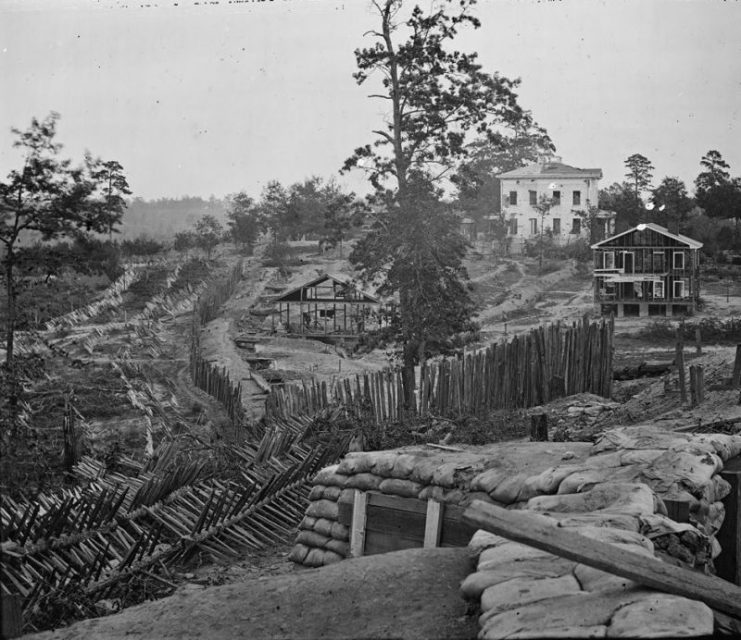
[{"xmin": 1, "ymin": 0, "xmax": 740, "ymax": 202}]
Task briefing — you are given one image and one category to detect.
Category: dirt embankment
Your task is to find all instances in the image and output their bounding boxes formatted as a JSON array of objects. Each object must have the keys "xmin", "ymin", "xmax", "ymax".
[{"xmin": 26, "ymin": 548, "xmax": 479, "ymax": 640}]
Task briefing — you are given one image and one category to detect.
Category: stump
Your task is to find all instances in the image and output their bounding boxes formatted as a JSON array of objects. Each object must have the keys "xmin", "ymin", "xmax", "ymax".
[{"xmin": 530, "ymin": 413, "xmax": 549, "ymax": 442}]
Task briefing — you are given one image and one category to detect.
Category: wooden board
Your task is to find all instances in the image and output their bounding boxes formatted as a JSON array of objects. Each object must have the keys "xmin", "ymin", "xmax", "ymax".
[
  {"xmin": 717, "ymin": 455, "xmax": 741, "ymax": 585},
  {"xmin": 463, "ymin": 499, "xmax": 741, "ymax": 619}
]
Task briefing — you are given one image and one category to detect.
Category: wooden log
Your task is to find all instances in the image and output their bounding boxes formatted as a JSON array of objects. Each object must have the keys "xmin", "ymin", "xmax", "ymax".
[
  {"xmin": 530, "ymin": 413, "xmax": 548, "ymax": 442},
  {"xmin": 733, "ymin": 345, "xmax": 741, "ymax": 388},
  {"xmin": 676, "ymin": 327, "xmax": 687, "ymax": 404},
  {"xmin": 462, "ymin": 499, "xmax": 741, "ymax": 619}
]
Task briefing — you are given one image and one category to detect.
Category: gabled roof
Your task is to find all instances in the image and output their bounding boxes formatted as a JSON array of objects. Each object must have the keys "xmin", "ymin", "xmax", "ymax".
[
  {"xmin": 590, "ymin": 223, "xmax": 703, "ymax": 250},
  {"xmin": 497, "ymin": 161, "xmax": 602, "ymax": 181},
  {"xmin": 273, "ymin": 272, "xmax": 379, "ymax": 304}
]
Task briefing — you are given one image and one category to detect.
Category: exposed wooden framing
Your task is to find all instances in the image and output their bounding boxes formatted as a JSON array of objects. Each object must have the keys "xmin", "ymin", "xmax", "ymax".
[
  {"xmin": 424, "ymin": 500, "xmax": 443, "ymax": 548},
  {"xmin": 462, "ymin": 500, "xmax": 741, "ymax": 619},
  {"xmin": 350, "ymin": 490, "xmax": 368, "ymax": 557}
]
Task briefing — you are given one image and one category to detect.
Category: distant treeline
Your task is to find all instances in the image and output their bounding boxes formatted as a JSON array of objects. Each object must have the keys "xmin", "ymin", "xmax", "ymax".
[{"xmin": 119, "ymin": 196, "xmax": 228, "ymax": 240}]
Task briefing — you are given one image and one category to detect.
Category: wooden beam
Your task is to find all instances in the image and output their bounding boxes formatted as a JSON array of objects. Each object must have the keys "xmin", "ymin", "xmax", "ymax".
[
  {"xmin": 350, "ymin": 490, "xmax": 367, "ymax": 558},
  {"xmin": 462, "ymin": 500, "xmax": 741, "ymax": 619},
  {"xmin": 424, "ymin": 500, "xmax": 443, "ymax": 548}
]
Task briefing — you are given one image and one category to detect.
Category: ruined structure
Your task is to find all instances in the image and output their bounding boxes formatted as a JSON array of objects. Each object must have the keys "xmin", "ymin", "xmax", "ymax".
[{"xmin": 592, "ymin": 223, "xmax": 703, "ymax": 317}]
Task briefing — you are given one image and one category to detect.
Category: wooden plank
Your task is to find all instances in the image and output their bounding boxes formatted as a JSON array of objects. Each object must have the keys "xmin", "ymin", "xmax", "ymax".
[
  {"xmin": 717, "ymin": 455, "xmax": 741, "ymax": 586},
  {"xmin": 462, "ymin": 499, "xmax": 741, "ymax": 619},
  {"xmin": 365, "ymin": 505, "xmax": 426, "ymax": 540},
  {"xmin": 424, "ymin": 500, "xmax": 443, "ymax": 548},
  {"xmin": 338, "ymin": 499, "xmax": 353, "ymax": 527},
  {"xmin": 440, "ymin": 503, "xmax": 478, "ymax": 547},
  {"xmin": 364, "ymin": 529, "xmax": 421, "ymax": 556},
  {"xmin": 367, "ymin": 492, "xmax": 427, "ymax": 514},
  {"xmin": 350, "ymin": 489, "xmax": 367, "ymax": 558},
  {"xmin": 1, "ymin": 594, "xmax": 23, "ymax": 639}
]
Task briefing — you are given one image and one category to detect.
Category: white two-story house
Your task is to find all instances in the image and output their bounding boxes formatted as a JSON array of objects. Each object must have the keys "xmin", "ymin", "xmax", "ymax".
[{"xmin": 497, "ymin": 156, "xmax": 615, "ymax": 253}]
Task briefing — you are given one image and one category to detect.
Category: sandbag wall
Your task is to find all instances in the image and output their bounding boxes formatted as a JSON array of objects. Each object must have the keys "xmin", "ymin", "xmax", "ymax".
[{"xmin": 289, "ymin": 427, "xmax": 741, "ymax": 572}]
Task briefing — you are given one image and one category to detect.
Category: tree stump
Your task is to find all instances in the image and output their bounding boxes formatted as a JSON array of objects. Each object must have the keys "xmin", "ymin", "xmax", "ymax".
[{"xmin": 530, "ymin": 413, "xmax": 549, "ymax": 442}]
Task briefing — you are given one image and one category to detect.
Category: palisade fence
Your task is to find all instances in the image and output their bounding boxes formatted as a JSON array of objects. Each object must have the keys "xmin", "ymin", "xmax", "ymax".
[
  {"xmin": 265, "ymin": 317, "xmax": 614, "ymax": 423},
  {"xmin": 188, "ymin": 260, "xmax": 249, "ymax": 431}
]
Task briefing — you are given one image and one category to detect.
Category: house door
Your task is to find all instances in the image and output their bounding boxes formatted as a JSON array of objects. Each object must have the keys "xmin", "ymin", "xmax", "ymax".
[{"xmin": 623, "ymin": 252, "xmax": 634, "ymax": 274}]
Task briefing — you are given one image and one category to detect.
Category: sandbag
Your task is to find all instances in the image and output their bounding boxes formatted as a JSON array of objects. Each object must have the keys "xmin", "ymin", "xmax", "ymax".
[
  {"xmin": 303, "ymin": 547, "xmax": 327, "ymax": 567},
  {"xmin": 460, "ymin": 491, "xmax": 499, "ymax": 507},
  {"xmin": 700, "ymin": 475, "xmax": 732, "ymax": 503},
  {"xmin": 371, "ymin": 452, "xmax": 400, "ymax": 477},
  {"xmin": 558, "ymin": 466, "xmax": 641, "ymax": 495},
  {"xmin": 478, "ymin": 542, "xmax": 557, "ymax": 570},
  {"xmin": 481, "ymin": 623, "xmax": 607, "ymax": 639},
  {"xmin": 409, "ymin": 458, "xmax": 446, "ymax": 485},
  {"xmin": 299, "ymin": 516, "xmax": 317, "ymax": 531},
  {"xmin": 525, "ymin": 465, "xmax": 582, "ymax": 495},
  {"xmin": 581, "ymin": 452, "xmax": 623, "ymax": 469},
  {"xmin": 619, "ymin": 448, "xmax": 666, "ymax": 467},
  {"xmin": 391, "ymin": 454, "xmax": 420, "ymax": 479},
  {"xmin": 321, "ymin": 485, "xmax": 342, "ymax": 501},
  {"xmin": 607, "ymin": 594, "xmax": 713, "ymax": 637},
  {"xmin": 344, "ymin": 472, "xmax": 383, "ymax": 491},
  {"xmin": 527, "ymin": 483, "xmax": 656, "ymax": 517},
  {"xmin": 573, "ymin": 563, "xmax": 638, "ymax": 593},
  {"xmin": 337, "ymin": 452, "xmax": 375, "ymax": 475},
  {"xmin": 459, "ymin": 556, "xmax": 577, "ymax": 600},
  {"xmin": 691, "ymin": 433, "xmax": 741, "ymax": 460},
  {"xmin": 468, "ymin": 530, "xmax": 510, "ymax": 553},
  {"xmin": 570, "ymin": 526, "xmax": 653, "ymax": 551},
  {"xmin": 592, "ymin": 427, "xmax": 691, "ymax": 453},
  {"xmin": 288, "ymin": 543, "xmax": 310, "ymax": 565},
  {"xmin": 296, "ymin": 529, "xmax": 331, "ymax": 549},
  {"xmin": 312, "ymin": 465, "xmax": 349, "ymax": 488},
  {"xmin": 330, "ymin": 521, "xmax": 349, "ymax": 540},
  {"xmin": 306, "ymin": 499, "xmax": 339, "ymax": 520},
  {"xmin": 418, "ymin": 485, "xmax": 446, "ymax": 502},
  {"xmin": 431, "ymin": 462, "xmax": 464, "ymax": 488},
  {"xmin": 324, "ymin": 538, "xmax": 349, "ymax": 557},
  {"xmin": 490, "ymin": 472, "xmax": 529, "ymax": 505},
  {"xmin": 312, "ymin": 518, "xmax": 334, "ymax": 538},
  {"xmin": 308, "ymin": 485, "xmax": 326, "ymax": 501},
  {"xmin": 441, "ymin": 488, "xmax": 466, "ymax": 504},
  {"xmin": 378, "ymin": 477, "xmax": 424, "ymax": 498},
  {"xmin": 338, "ymin": 488, "xmax": 356, "ymax": 505},
  {"xmin": 550, "ymin": 512, "xmax": 640, "ymax": 532},
  {"xmin": 479, "ymin": 589, "xmax": 656, "ymax": 639},
  {"xmin": 479, "ymin": 574, "xmax": 581, "ymax": 620},
  {"xmin": 642, "ymin": 450, "xmax": 721, "ymax": 496},
  {"xmin": 471, "ymin": 467, "xmax": 511, "ymax": 494}
]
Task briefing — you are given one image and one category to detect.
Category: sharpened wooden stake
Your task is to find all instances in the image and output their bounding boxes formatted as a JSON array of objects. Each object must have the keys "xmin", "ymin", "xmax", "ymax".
[{"xmin": 462, "ymin": 499, "xmax": 741, "ymax": 619}]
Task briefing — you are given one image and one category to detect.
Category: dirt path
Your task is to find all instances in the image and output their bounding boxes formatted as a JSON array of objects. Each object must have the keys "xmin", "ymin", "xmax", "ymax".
[{"xmin": 26, "ymin": 548, "xmax": 479, "ymax": 640}]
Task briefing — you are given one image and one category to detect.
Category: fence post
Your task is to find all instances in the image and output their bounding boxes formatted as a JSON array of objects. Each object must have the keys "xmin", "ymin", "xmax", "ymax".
[
  {"xmin": 675, "ymin": 327, "xmax": 687, "ymax": 404},
  {"xmin": 530, "ymin": 413, "xmax": 549, "ymax": 442}
]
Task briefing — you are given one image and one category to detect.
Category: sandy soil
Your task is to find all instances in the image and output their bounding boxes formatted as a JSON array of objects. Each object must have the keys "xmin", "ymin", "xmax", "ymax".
[{"xmin": 25, "ymin": 548, "xmax": 479, "ymax": 640}]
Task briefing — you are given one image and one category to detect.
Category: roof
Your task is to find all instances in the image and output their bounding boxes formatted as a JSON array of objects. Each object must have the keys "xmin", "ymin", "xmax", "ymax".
[
  {"xmin": 497, "ymin": 161, "xmax": 602, "ymax": 180},
  {"xmin": 590, "ymin": 223, "xmax": 704, "ymax": 250},
  {"xmin": 273, "ymin": 272, "xmax": 380, "ymax": 304}
]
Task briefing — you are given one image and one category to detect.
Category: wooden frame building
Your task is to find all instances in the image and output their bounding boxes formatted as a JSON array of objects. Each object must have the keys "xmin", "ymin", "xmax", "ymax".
[
  {"xmin": 592, "ymin": 223, "xmax": 703, "ymax": 318},
  {"xmin": 272, "ymin": 273, "xmax": 381, "ymax": 337}
]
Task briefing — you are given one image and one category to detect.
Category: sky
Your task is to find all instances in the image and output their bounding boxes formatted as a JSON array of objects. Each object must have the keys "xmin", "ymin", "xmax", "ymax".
[{"xmin": 1, "ymin": 0, "xmax": 740, "ymax": 202}]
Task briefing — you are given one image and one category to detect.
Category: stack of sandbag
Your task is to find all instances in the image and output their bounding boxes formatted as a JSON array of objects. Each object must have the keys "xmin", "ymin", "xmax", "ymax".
[
  {"xmin": 288, "ymin": 464, "xmax": 351, "ymax": 567},
  {"xmin": 288, "ymin": 426, "xmax": 741, "ymax": 571},
  {"xmin": 461, "ymin": 520, "xmax": 714, "ymax": 639}
]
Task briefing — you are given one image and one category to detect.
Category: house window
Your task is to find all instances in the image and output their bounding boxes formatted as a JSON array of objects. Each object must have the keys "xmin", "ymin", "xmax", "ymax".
[
  {"xmin": 529, "ymin": 218, "xmax": 538, "ymax": 235},
  {"xmin": 572, "ymin": 191, "xmax": 581, "ymax": 206},
  {"xmin": 529, "ymin": 190, "xmax": 537, "ymax": 205},
  {"xmin": 509, "ymin": 218, "xmax": 518, "ymax": 235},
  {"xmin": 552, "ymin": 218, "xmax": 561, "ymax": 235},
  {"xmin": 552, "ymin": 190, "xmax": 561, "ymax": 205},
  {"xmin": 509, "ymin": 191, "xmax": 518, "ymax": 206},
  {"xmin": 673, "ymin": 251, "xmax": 685, "ymax": 270},
  {"xmin": 673, "ymin": 279, "xmax": 686, "ymax": 298},
  {"xmin": 604, "ymin": 251, "xmax": 615, "ymax": 269},
  {"xmin": 653, "ymin": 281, "xmax": 665, "ymax": 299},
  {"xmin": 571, "ymin": 218, "xmax": 581, "ymax": 234},
  {"xmin": 653, "ymin": 252, "xmax": 665, "ymax": 272}
]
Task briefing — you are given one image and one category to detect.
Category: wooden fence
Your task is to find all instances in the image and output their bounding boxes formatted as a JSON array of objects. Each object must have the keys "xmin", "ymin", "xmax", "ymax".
[
  {"xmin": 265, "ymin": 317, "xmax": 614, "ymax": 423},
  {"xmin": 189, "ymin": 260, "xmax": 248, "ymax": 429}
]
